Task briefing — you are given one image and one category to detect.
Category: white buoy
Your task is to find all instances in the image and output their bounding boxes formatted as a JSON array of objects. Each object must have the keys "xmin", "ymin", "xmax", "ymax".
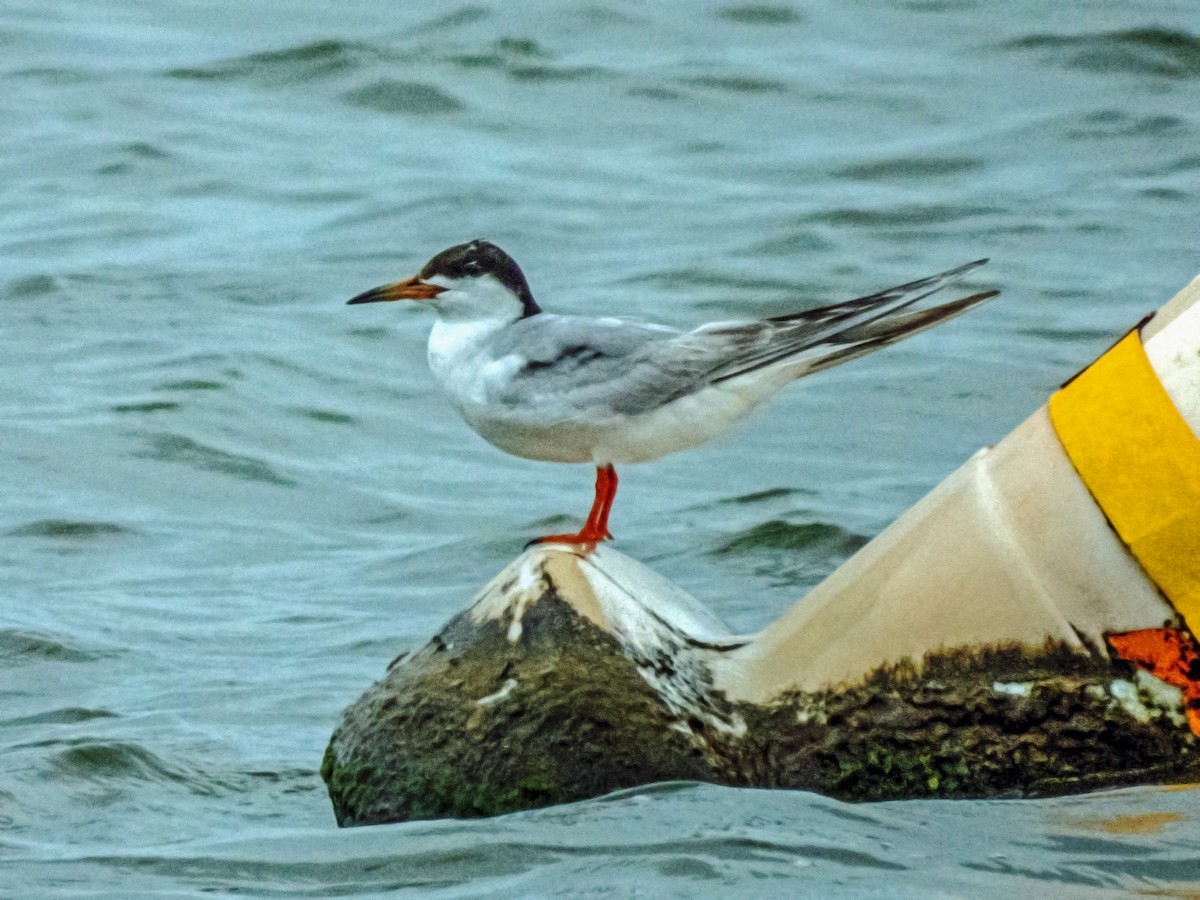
[{"xmin": 715, "ymin": 275, "xmax": 1200, "ymax": 703}]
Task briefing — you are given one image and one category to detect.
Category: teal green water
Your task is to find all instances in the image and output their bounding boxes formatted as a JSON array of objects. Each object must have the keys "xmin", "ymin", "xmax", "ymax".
[{"xmin": 4, "ymin": 1, "xmax": 1200, "ymax": 895}]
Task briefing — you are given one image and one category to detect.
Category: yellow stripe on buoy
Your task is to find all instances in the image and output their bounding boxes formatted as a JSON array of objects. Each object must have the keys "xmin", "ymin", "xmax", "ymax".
[{"xmin": 1049, "ymin": 329, "xmax": 1200, "ymax": 631}]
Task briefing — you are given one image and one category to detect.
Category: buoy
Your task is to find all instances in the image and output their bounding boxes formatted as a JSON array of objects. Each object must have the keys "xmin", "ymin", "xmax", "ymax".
[
  {"xmin": 323, "ymin": 275, "xmax": 1200, "ymax": 826},
  {"xmin": 716, "ymin": 275, "xmax": 1200, "ymax": 709}
]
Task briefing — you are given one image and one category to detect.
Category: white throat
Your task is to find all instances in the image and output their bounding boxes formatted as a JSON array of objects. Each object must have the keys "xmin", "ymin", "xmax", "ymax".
[
  {"xmin": 429, "ymin": 274, "xmax": 526, "ymax": 323},
  {"xmin": 425, "ymin": 275, "xmax": 527, "ymax": 386}
]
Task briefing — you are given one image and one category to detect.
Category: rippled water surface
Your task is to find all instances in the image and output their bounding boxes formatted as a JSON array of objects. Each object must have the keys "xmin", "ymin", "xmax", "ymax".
[{"xmin": 4, "ymin": 0, "xmax": 1200, "ymax": 895}]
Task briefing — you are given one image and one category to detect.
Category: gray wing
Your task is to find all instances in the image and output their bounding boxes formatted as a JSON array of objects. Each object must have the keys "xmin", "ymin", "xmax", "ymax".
[
  {"xmin": 485, "ymin": 314, "xmax": 706, "ymax": 417},
  {"xmin": 490, "ymin": 260, "xmax": 997, "ymax": 418}
]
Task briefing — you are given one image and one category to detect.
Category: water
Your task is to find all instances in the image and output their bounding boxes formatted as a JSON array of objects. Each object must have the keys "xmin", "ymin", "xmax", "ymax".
[{"xmin": 3, "ymin": 0, "xmax": 1199, "ymax": 895}]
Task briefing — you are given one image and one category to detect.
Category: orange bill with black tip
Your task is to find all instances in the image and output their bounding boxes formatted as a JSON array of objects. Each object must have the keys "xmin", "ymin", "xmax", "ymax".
[{"xmin": 346, "ymin": 276, "xmax": 447, "ymax": 305}]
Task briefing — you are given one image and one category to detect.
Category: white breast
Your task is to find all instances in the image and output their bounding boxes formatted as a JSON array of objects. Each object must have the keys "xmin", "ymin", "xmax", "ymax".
[
  {"xmin": 425, "ymin": 311, "xmax": 801, "ymax": 467},
  {"xmin": 427, "ymin": 318, "xmax": 508, "ymax": 401}
]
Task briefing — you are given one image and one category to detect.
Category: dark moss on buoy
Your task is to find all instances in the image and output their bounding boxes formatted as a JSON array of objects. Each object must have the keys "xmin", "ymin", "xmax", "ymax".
[
  {"xmin": 322, "ymin": 586, "xmax": 712, "ymax": 826},
  {"xmin": 324, "ymin": 585, "xmax": 1200, "ymax": 826},
  {"xmin": 722, "ymin": 640, "xmax": 1198, "ymax": 801}
]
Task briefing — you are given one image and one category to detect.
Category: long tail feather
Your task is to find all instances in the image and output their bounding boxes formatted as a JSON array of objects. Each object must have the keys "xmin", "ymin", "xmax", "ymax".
[
  {"xmin": 802, "ymin": 289, "xmax": 999, "ymax": 375},
  {"xmin": 710, "ymin": 261, "xmax": 996, "ymax": 384}
]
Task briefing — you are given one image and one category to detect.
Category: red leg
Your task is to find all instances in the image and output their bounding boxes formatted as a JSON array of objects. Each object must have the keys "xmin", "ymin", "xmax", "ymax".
[
  {"xmin": 530, "ymin": 465, "xmax": 619, "ymax": 546},
  {"xmin": 592, "ymin": 464, "xmax": 618, "ymax": 539}
]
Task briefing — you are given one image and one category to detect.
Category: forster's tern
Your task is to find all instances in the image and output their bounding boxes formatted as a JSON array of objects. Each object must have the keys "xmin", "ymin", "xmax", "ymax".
[{"xmin": 348, "ymin": 240, "xmax": 997, "ymax": 545}]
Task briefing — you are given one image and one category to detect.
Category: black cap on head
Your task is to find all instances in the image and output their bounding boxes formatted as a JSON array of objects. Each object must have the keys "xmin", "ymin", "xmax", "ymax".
[{"xmin": 419, "ymin": 240, "xmax": 541, "ymax": 317}]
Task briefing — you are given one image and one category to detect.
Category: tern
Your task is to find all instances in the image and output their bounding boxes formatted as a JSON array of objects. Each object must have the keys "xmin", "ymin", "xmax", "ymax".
[{"xmin": 348, "ymin": 240, "xmax": 997, "ymax": 545}]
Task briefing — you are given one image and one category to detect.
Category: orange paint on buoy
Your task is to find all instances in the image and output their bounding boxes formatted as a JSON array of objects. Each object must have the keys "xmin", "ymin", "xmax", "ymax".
[{"xmin": 1107, "ymin": 626, "xmax": 1200, "ymax": 736}]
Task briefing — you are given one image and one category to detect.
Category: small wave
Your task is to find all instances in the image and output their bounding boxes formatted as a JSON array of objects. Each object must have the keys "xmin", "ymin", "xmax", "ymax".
[
  {"xmin": 4, "ymin": 274, "xmax": 57, "ymax": 298},
  {"xmin": 44, "ymin": 742, "xmax": 309, "ymax": 798},
  {"xmin": 683, "ymin": 74, "xmax": 789, "ymax": 94},
  {"xmin": 1002, "ymin": 27, "xmax": 1200, "ymax": 79},
  {"xmin": 345, "ymin": 325, "xmax": 392, "ymax": 341},
  {"xmin": 449, "ymin": 38, "xmax": 608, "ymax": 83},
  {"xmin": 465, "ymin": 36, "xmax": 548, "ymax": 61},
  {"xmin": 138, "ymin": 434, "xmax": 295, "ymax": 487},
  {"xmin": 628, "ymin": 269, "xmax": 798, "ymax": 293},
  {"xmin": 715, "ymin": 519, "xmax": 867, "ymax": 555},
  {"xmin": 343, "ymin": 80, "xmax": 465, "ymax": 115},
  {"xmin": 111, "ymin": 400, "xmax": 181, "ymax": 414},
  {"xmin": 1166, "ymin": 154, "xmax": 1200, "ymax": 173},
  {"xmin": 244, "ymin": 767, "xmax": 321, "ymax": 786},
  {"xmin": 810, "ymin": 203, "xmax": 1000, "ymax": 228},
  {"xmin": 160, "ymin": 378, "xmax": 225, "ymax": 392},
  {"xmin": 6, "ymin": 519, "xmax": 133, "ymax": 539},
  {"xmin": 506, "ymin": 63, "xmax": 609, "ymax": 83},
  {"xmin": 419, "ymin": 5, "xmax": 491, "ymax": 30},
  {"xmin": 9, "ymin": 66, "xmax": 92, "ymax": 85},
  {"xmin": 837, "ymin": 155, "xmax": 985, "ymax": 181},
  {"xmin": 1060, "ymin": 109, "xmax": 1188, "ymax": 140},
  {"xmin": 541, "ymin": 832, "xmax": 906, "ymax": 871},
  {"xmin": 47, "ymin": 741, "xmax": 196, "ymax": 788},
  {"xmin": 2, "ymin": 707, "xmax": 117, "ymax": 727},
  {"xmin": 1016, "ymin": 325, "xmax": 1123, "ymax": 343},
  {"xmin": 717, "ymin": 5, "xmax": 804, "ymax": 26},
  {"xmin": 632, "ymin": 836, "xmax": 906, "ymax": 872},
  {"xmin": 718, "ymin": 487, "xmax": 811, "ymax": 505},
  {"xmin": 120, "ymin": 141, "xmax": 171, "ymax": 160},
  {"xmin": 748, "ymin": 230, "xmax": 835, "ymax": 257},
  {"xmin": 1140, "ymin": 186, "xmax": 1189, "ymax": 203},
  {"xmin": 627, "ymin": 85, "xmax": 685, "ymax": 101},
  {"xmin": 95, "ymin": 141, "xmax": 174, "ymax": 177},
  {"xmin": 293, "ymin": 407, "xmax": 356, "ymax": 425},
  {"xmin": 166, "ymin": 39, "xmax": 370, "ymax": 85},
  {"xmin": 0, "ymin": 629, "xmax": 105, "ymax": 666},
  {"xmin": 37, "ymin": 738, "xmax": 315, "ymax": 801}
]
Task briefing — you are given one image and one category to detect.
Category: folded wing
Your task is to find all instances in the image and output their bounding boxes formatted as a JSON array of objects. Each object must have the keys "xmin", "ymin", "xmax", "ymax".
[{"xmin": 489, "ymin": 260, "xmax": 997, "ymax": 420}]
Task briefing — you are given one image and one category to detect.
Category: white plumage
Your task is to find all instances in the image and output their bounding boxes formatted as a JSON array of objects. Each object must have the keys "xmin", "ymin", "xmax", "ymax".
[{"xmin": 349, "ymin": 239, "xmax": 997, "ymax": 544}]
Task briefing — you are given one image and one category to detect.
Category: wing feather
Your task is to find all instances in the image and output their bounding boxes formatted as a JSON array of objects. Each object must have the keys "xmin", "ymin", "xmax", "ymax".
[{"xmin": 485, "ymin": 261, "xmax": 996, "ymax": 419}]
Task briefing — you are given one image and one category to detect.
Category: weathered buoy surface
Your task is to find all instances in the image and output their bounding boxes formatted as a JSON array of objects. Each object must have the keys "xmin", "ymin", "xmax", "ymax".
[
  {"xmin": 323, "ymin": 548, "xmax": 1198, "ymax": 827},
  {"xmin": 718, "ymin": 274, "xmax": 1200, "ymax": 702},
  {"xmin": 323, "ymin": 275, "xmax": 1200, "ymax": 826},
  {"xmin": 321, "ymin": 547, "xmax": 738, "ymax": 826}
]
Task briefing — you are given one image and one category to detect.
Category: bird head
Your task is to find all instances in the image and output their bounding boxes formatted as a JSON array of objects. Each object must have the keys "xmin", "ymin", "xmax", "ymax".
[{"xmin": 347, "ymin": 239, "xmax": 541, "ymax": 322}]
